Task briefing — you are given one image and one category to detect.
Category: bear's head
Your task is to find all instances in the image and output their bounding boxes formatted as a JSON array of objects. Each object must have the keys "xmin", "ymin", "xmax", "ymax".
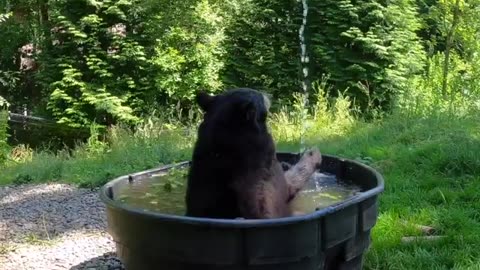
[{"xmin": 195, "ymin": 88, "xmax": 271, "ymax": 133}]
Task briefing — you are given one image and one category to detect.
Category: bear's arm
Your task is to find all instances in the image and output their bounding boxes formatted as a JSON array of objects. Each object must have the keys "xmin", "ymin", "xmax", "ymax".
[{"xmin": 284, "ymin": 148, "xmax": 322, "ymax": 201}]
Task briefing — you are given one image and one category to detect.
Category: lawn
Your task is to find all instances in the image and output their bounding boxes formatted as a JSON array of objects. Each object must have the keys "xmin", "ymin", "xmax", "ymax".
[
  {"xmin": 1, "ymin": 108, "xmax": 479, "ymax": 270},
  {"xmin": 310, "ymin": 114, "xmax": 480, "ymax": 270}
]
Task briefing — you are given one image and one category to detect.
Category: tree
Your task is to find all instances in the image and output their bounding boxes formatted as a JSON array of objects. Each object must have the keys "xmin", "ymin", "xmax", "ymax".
[
  {"xmin": 0, "ymin": 1, "xmax": 41, "ymax": 111},
  {"xmin": 147, "ymin": 0, "xmax": 226, "ymax": 105},
  {"xmin": 417, "ymin": 0, "xmax": 480, "ymax": 99},
  {"xmin": 441, "ymin": 0, "xmax": 462, "ymax": 98},
  {"xmin": 307, "ymin": 0, "xmax": 425, "ymax": 112},
  {"xmin": 37, "ymin": 0, "xmax": 153, "ymax": 127},
  {"xmin": 221, "ymin": 0, "xmax": 302, "ymax": 102}
]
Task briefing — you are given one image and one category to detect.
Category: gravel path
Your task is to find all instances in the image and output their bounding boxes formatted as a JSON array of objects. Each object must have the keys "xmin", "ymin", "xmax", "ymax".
[{"xmin": 0, "ymin": 183, "xmax": 124, "ymax": 270}]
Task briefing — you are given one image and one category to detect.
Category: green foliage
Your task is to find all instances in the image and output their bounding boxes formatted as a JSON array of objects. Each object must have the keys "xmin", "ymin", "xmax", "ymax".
[
  {"xmin": 33, "ymin": 0, "xmax": 229, "ymax": 126},
  {"xmin": 417, "ymin": 0, "xmax": 480, "ymax": 55},
  {"xmin": 221, "ymin": 0, "xmax": 302, "ymax": 101},
  {"xmin": 416, "ymin": 0, "xmax": 480, "ymax": 104},
  {"xmin": 0, "ymin": 0, "xmax": 477, "ymax": 138},
  {"xmin": 84, "ymin": 123, "xmax": 108, "ymax": 156},
  {"xmin": 399, "ymin": 51, "xmax": 480, "ymax": 116},
  {"xmin": 0, "ymin": 8, "xmax": 32, "ymax": 107},
  {"xmin": 384, "ymin": 0, "xmax": 427, "ymax": 101},
  {"xmin": 148, "ymin": 0, "xmax": 226, "ymax": 103},
  {"xmin": 0, "ymin": 95, "xmax": 9, "ymax": 107},
  {"xmin": 308, "ymin": 0, "xmax": 425, "ymax": 112},
  {"xmin": 269, "ymin": 77, "xmax": 357, "ymax": 145},
  {"xmin": 37, "ymin": 0, "xmax": 150, "ymax": 127},
  {"xmin": 0, "ymin": 11, "xmax": 12, "ymax": 23},
  {"xmin": 13, "ymin": 173, "xmax": 34, "ymax": 185},
  {"xmin": 8, "ymin": 144, "xmax": 33, "ymax": 164},
  {"xmin": 1, "ymin": 0, "xmax": 479, "ymax": 127}
]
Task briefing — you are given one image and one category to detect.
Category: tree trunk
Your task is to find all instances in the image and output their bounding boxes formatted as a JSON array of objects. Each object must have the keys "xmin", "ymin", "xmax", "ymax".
[
  {"xmin": 39, "ymin": 0, "xmax": 49, "ymax": 25},
  {"xmin": 38, "ymin": 0, "xmax": 51, "ymax": 44},
  {"xmin": 441, "ymin": 0, "xmax": 461, "ymax": 99}
]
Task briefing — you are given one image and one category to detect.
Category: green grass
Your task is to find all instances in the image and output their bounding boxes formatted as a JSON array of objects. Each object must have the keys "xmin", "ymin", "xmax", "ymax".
[
  {"xmin": 309, "ymin": 114, "xmax": 480, "ymax": 270},
  {"xmin": 1, "ymin": 97, "xmax": 480, "ymax": 269},
  {"xmin": 0, "ymin": 128, "xmax": 195, "ymax": 187},
  {"xmin": 269, "ymin": 109, "xmax": 480, "ymax": 269}
]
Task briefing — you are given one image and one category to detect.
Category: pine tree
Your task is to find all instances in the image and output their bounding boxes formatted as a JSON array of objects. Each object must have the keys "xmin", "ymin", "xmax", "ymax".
[
  {"xmin": 38, "ymin": 0, "xmax": 152, "ymax": 127},
  {"xmin": 221, "ymin": 0, "xmax": 303, "ymax": 102},
  {"xmin": 308, "ymin": 0, "xmax": 425, "ymax": 111}
]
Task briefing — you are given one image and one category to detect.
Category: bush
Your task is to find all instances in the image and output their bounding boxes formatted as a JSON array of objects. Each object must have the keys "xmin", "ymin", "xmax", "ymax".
[
  {"xmin": 148, "ymin": 0, "xmax": 226, "ymax": 103},
  {"xmin": 221, "ymin": 0, "xmax": 302, "ymax": 101},
  {"xmin": 307, "ymin": 0, "xmax": 425, "ymax": 112},
  {"xmin": 37, "ymin": 0, "xmax": 152, "ymax": 127}
]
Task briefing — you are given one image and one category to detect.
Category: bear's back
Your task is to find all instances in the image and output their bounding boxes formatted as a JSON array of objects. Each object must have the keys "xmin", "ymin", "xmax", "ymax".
[{"xmin": 185, "ymin": 119, "xmax": 277, "ymax": 218}]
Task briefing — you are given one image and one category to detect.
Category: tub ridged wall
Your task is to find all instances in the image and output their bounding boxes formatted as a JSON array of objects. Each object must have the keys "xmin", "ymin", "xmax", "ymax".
[{"xmin": 101, "ymin": 153, "xmax": 384, "ymax": 270}]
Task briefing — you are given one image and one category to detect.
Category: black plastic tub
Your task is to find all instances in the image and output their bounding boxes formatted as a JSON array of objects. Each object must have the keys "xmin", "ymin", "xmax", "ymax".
[{"xmin": 100, "ymin": 153, "xmax": 384, "ymax": 270}]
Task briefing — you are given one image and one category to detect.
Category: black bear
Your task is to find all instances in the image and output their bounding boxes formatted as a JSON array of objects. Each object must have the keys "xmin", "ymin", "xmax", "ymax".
[{"xmin": 185, "ymin": 88, "xmax": 321, "ymax": 219}]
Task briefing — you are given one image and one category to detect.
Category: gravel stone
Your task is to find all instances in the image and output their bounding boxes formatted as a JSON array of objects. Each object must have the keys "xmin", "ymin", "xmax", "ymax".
[{"xmin": 0, "ymin": 183, "xmax": 125, "ymax": 270}]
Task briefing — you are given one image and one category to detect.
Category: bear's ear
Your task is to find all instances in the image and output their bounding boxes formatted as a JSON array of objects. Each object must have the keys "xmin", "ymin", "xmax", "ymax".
[
  {"xmin": 196, "ymin": 91, "xmax": 215, "ymax": 112},
  {"xmin": 262, "ymin": 93, "xmax": 272, "ymax": 111}
]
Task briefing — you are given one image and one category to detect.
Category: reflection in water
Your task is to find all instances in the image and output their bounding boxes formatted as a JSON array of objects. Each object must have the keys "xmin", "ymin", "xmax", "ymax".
[
  {"xmin": 115, "ymin": 168, "xmax": 361, "ymax": 216},
  {"xmin": 291, "ymin": 172, "xmax": 361, "ymax": 213},
  {"xmin": 115, "ymin": 169, "xmax": 188, "ymax": 215}
]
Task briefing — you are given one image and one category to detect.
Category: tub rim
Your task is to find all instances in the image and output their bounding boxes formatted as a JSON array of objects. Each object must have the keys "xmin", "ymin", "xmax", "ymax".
[{"xmin": 99, "ymin": 153, "xmax": 384, "ymax": 228}]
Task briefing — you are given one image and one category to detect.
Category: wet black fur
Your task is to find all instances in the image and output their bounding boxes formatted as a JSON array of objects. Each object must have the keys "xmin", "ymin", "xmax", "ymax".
[{"xmin": 185, "ymin": 88, "xmax": 281, "ymax": 218}]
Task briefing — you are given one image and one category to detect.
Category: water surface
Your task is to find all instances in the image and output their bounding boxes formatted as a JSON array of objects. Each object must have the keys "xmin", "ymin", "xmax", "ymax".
[
  {"xmin": 115, "ymin": 167, "xmax": 361, "ymax": 216},
  {"xmin": 290, "ymin": 172, "xmax": 361, "ymax": 213}
]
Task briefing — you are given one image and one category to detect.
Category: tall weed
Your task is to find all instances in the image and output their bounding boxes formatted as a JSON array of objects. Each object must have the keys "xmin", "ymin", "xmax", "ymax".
[{"xmin": 269, "ymin": 78, "xmax": 357, "ymax": 145}]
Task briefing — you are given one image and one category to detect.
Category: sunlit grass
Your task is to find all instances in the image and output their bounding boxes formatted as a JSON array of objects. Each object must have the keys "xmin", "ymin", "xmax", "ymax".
[{"xmin": 0, "ymin": 126, "xmax": 194, "ymax": 188}]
